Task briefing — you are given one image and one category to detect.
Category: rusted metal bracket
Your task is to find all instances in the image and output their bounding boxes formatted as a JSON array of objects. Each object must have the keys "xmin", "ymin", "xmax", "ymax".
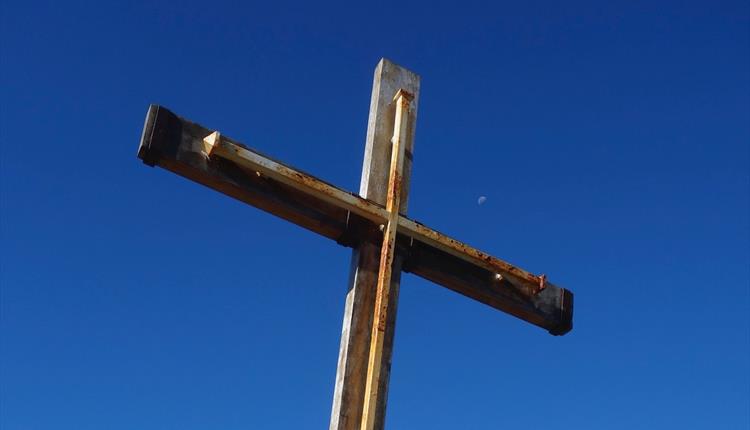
[
  {"xmin": 360, "ymin": 89, "xmax": 412, "ymax": 430},
  {"xmin": 200, "ymin": 121, "xmax": 551, "ymax": 299}
]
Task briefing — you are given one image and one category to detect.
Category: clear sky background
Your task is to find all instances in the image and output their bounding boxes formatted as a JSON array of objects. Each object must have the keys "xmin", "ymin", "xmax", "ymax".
[{"xmin": 1, "ymin": 1, "xmax": 748, "ymax": 429}]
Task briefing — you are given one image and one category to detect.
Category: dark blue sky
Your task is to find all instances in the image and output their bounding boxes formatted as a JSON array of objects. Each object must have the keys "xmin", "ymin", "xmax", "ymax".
[{"xmin": 2, "ymin": 1, "xmax": 748, "ymax": 429}]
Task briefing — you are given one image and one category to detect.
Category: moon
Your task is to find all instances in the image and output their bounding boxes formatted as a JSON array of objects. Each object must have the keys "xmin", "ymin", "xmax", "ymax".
[{"xmin": 477, "ymin": 196, "xmax": 487, "ymax": 205}]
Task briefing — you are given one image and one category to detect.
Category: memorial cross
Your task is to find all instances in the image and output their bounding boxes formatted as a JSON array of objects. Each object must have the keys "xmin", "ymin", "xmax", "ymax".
[{"xmin": 136, "ymin": 58, "xmax": 574, "ymax": 430}]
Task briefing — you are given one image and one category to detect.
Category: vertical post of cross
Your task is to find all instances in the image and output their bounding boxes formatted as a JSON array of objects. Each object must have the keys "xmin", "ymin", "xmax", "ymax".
[{"xmin": 329, "ymin": 59, "xmax": 420, "ymax": 430}]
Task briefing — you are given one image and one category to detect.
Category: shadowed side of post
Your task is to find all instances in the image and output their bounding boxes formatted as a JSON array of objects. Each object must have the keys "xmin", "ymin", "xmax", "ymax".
[{"xmin": 329, "ymin": 59, "xmax": 420, "ymax": 430}]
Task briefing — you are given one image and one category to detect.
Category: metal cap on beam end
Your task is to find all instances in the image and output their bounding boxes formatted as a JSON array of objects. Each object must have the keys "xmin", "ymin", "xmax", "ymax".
[
  {"xmin": 137, "ymin": 104, "xmax": 182, "ymax": 167},
  {"xmin": 547, "ymin": 289, "xmax": 574, "ymax": 336}
]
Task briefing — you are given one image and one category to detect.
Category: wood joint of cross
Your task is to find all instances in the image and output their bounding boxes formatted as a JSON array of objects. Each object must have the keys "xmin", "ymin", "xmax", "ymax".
[{"xmin": 136, "ymin": 58, "xmax": 573, "ymax": 430}]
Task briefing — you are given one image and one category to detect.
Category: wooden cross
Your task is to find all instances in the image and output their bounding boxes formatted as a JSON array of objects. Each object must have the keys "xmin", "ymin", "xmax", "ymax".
[{"xmin": 137, "ymin": 58, "xmax": 574, "ymax": 430}]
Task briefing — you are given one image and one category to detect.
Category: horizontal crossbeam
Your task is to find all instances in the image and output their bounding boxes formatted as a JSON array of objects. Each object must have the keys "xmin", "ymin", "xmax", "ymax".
[{"xmin": 138, "ymin": 105, "xmax": 573, "ymax": 335}]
